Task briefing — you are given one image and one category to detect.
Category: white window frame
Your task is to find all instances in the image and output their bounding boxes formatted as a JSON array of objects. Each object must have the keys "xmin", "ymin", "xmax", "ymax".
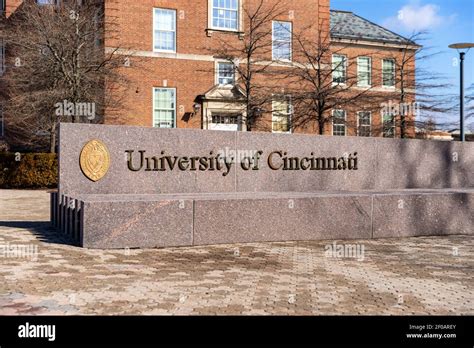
[
  {"xmin": 382, "ymin": 58, "xmax": 396, "ymax": 88},
  {"xmin": 36, "ymin": 0, "xmax": 56, "ymax": 5},
  {"xmin": 357, "ymin": 56, "xmax": 371, "ymax": 87},
  {"xmin": 272, "ymin": 95, "xmax": 292, "ymax": 134},
  {"xmin": 332, "ymin": 109, "xmax": 346, "ymax": 136},
  {"xmin": 215, "ymin": 60, "xmax": 235, "ymax": 86},
  {"xmin": 153, "ymin": 8, "xmax": 177, "ymax": 53},
  {"xmin": 357, "ymin": 111, "xmax": 372, "ymax": 137},
  {"xmin": 209, "ymin": 0, "xmax": 240, "ymax": 32},
  {"xmin": 272, "ymin": 21, "xmax": 292, "ymax": 62},
  {"xmin": 152, "ymin": 87, "xmax": 176, "ymax": 128},
  {"xmin": 332, "ymin": 54, "xmax": 347, "ymax": 85}
]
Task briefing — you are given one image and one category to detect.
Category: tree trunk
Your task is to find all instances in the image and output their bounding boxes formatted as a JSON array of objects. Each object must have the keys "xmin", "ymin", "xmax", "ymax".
[{"xmin": 49, "ymin": 121, "xmax": 57, "ymax": 154}]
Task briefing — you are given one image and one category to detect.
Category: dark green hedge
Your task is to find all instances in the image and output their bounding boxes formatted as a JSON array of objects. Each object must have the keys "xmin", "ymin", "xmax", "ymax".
[{"xmin": 0, "ymin": 153, "xmax": 58, "ymax": 189}]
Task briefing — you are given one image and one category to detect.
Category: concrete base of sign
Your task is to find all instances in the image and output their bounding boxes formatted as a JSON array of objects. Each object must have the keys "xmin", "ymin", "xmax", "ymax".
[{"xmin": 51, "ymin": 188, "xmax": 474, "ymax": 249}]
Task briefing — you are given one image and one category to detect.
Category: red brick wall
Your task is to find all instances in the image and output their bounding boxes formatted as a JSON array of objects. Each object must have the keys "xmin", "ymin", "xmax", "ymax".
[
  {"xmin": 106, "ymin": 0, "xmax": 331, "ymax": 130},
  {"xmin": 331, "ymin": 42, "xmax": 417, "ymax": 137},
  {"xmin": 3, "ymin": 0, "xmax": 23, "ymax": 17},
  {"xmin": 2, "ymin": 0, "xmax": 416, "ymax": 138}
]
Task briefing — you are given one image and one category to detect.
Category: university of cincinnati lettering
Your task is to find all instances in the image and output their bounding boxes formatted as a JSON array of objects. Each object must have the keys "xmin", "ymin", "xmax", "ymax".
[{"xmin": 125, "ymin": 150, "xmax": 359, "ymax": 177}]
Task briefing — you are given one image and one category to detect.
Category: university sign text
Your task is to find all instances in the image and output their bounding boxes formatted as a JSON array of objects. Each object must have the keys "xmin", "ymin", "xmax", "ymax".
[{"xmin": 125, "ymin": 150, "xmax": 359, "ymax": 177}]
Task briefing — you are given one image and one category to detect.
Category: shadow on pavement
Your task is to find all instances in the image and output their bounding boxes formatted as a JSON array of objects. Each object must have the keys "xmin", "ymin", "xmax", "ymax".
[{"xmin": 0, "ymin": 221, "xmax": 76, "ymax": 246}]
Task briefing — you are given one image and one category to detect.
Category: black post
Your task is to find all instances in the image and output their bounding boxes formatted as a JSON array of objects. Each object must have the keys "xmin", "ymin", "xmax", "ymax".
[{"xmin": 460, "ymin": 52, "xmax": 465, "ymax": 142}]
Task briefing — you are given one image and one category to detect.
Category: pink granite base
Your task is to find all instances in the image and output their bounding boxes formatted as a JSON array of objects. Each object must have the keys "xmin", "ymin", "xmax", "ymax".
[
  {"xmin": 52, "ymin": 124, "xmax": 474, "ymax": 249},
  {"xmin": 51, "ymin": 189, "xmax": 474, "ymax": 249}
]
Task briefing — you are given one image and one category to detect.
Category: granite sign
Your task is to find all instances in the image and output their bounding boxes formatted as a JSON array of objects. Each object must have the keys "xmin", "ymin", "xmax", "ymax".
[{"xmin": 51, "ymin": 124, "xmax": 474, "ymax": 249}]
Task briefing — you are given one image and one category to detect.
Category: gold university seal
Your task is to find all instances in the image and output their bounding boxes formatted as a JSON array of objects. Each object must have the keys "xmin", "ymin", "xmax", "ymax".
[{"xmin": 79, "ymin": 140, "xmax": 110, "ymax": 182}]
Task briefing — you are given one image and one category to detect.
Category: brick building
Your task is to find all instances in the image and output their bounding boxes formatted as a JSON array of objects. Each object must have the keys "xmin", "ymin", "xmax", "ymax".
[{"xmin": 0, "ymin": 0, "xmax": 420, "ymax": 150}]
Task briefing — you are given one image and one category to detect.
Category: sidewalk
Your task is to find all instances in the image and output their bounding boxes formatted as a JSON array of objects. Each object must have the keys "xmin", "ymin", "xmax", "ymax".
[{"xmin": 0, "ymin": 190, "xmax": 472, "ymax": 315}]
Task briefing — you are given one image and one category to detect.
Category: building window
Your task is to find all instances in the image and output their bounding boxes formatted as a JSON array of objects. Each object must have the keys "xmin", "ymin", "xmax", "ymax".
[
  {"xmin": 382, "ymin": 111, "xmax": 395, "ymax": 137},
  {"xmin": 212, "ymin": 0, "xmax": 239, "ymax": 30},
  {"xmin": 153, "ymin": 8, "xmax": 176, "ymax": 52},
  {"xmin": 153, "ymin": 88, "xmax": 176, "ymax": 128},
  {"xmin": 357, "ymin": 57, "xmax": 371, "ymax": 87},
  {"xmin": 216, "ymin": 62, "xmax": 235, "ymax": 85},
  {"xmin": 358, "ymin": 111, "xmax": 371, "ymax": 137},
  {"xmin": 36, "ymin": 0, "xmax": 56, "ymax": 5},
  {"xmin": 272, "ymin": 21, "xmax": 292, "ymax": 61},
  {"xmin": 332, "ymin": 110, "xmax": 346, "ymax": 136},
  {"xmin": 272, "ymin": 96, "xmax": 292, "ymax": 133},
  {"xmin": 382, "ymin": 59, "xmax": 395, "ymax": 87},
  {"xmin": 212, "ymin": 114, "xmax": 239, "ymax": 125},
  {"xmin": 332, "ymin": 55, "xmax": 347, "ymax": 84}
]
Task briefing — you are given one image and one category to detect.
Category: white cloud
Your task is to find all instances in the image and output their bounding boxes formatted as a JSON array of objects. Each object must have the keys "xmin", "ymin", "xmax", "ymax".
[{"xmin": 383, "ymin": 3, "xmax": 456, "ymax": 32}]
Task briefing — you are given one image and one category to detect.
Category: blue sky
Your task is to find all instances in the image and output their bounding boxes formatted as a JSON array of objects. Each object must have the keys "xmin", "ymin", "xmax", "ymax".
[{"xmin": 332, "ymin": 0, "xmax": 474, "ymax": 128}]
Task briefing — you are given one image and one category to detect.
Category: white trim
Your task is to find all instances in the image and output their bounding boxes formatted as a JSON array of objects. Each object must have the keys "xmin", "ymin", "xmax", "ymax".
[
  {"xmin": 153, "ymin": 8, "xmax": 177, "ymax": 53},
  {"xmin": 111, "ymin": 48, "xmax": 215, "ymax": 61},
  {"xmin": 152, "ymin": 87, "xmax": 177, "ymax": 128},
  {"xmin": 332, "ymin": 37, "xmax": 420, "ymax": 50},
  {"xmin": 357, "ymin": 56, "xmax": 371, "ymax": 87},
  {"xmin": 105, "ymin": 48, "xmax": 328, "ymax": 70}
]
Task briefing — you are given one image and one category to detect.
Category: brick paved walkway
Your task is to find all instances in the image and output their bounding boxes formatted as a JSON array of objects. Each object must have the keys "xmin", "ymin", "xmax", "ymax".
[{"xmin": 0, "ymin": 190, "xmax": 472, "ymax": 315}]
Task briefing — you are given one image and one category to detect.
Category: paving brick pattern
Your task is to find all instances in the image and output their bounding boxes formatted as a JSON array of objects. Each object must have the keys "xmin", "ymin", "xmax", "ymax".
[{"xmin": 0, "ymin": 190, "xmax": 472, "ymax": 315}]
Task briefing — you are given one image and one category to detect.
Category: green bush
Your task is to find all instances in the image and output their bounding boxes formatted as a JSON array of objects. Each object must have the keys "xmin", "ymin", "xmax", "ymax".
[{"xmin": 0, "ymin": 153, "xmax": 58, "ymax": 189}]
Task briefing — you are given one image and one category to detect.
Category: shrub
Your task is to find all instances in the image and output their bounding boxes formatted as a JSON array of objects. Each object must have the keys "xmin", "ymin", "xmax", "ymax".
[{"xmin": 0, "ymin": 153, "xmax": 58, "ymax": 189}]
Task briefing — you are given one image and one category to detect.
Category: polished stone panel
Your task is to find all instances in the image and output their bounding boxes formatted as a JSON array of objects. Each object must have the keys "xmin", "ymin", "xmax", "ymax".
[
  {"xmin": 372, "ymin": 191, "xmax": 474, "ymax": 238},
  {"xmin": 81, "ymin": 198, "xmax": 194, "ymax": 249},
  {"xmin": 69, "ymin": 189, "xmax": 473, "ymax": 248},
  {"xmin": 193, "ymin": 193, "xmax": 373, "ymax": 245},
  {"xmin": 373, "ymin": 138, "xmax": 473, "ymax": 189}
]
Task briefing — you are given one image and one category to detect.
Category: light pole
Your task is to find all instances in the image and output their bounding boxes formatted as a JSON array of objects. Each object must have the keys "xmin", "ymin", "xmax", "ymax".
[{"xmin": 449, "ymin": 43, "xmax": 474, "ymax": 142}]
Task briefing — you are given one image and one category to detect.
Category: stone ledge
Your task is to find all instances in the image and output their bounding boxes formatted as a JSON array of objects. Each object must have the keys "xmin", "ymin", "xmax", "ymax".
[{"xmin": 51, "ymin": 189, "xmax": 474, "ymax": 249}]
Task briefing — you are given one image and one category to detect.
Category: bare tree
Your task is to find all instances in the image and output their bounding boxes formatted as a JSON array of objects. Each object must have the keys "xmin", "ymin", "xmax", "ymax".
[
  {"xmin": 0, "ymin": 0, "xmax": 133, "ymax": 152},
  {"xmin": 383, "ymin": 31, "xmax": 454, "ymax": 138},
  {"xmin": 279, "ymin": 21, "xmax": 382, "ymax": 135},
  {"xmin": 207, "ymin": 0, "xmax": 288, "ymax": 131}
]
